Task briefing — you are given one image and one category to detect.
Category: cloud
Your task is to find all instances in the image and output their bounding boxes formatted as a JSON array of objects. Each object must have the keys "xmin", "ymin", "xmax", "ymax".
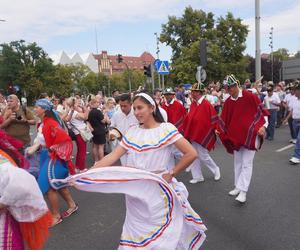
[
  {"xmin": 0, "ymin": 0, "xmax": 181, "ymax": 43},
  {"xmin": 244, "ymin": 3, "xmax": 300, "ymax": 35}
]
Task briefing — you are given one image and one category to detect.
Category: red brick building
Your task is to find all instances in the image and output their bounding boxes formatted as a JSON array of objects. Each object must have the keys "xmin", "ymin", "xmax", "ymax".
[{"xmin": 93, "ymin": 51, "xmax": 155, "ymax": 75}]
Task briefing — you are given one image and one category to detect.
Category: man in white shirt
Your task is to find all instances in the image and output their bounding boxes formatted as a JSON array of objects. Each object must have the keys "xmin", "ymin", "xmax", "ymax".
[
  {"xmin": 263, "ymin": 86, "xmax": 281, "ymax": 140},
  {"xmin": 283, "ymin": 84, "xmax": 300, "ymax": 164},
  {"xmin": 283, "ymin": 84, "xmax": 297, "ymax": 143},
  {"xmin": 110, "ymin": 93, "xmax": 139, "ymax": 165},
  {"xmin": 110, "ymin": 93, "xmax": 139, "ymax": 136}
]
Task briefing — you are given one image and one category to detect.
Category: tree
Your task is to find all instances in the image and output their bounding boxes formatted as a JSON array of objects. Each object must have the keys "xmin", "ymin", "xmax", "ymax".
[
  {"xmin": 272, "ymin": 48, "xmax": 289, "ymax": 61},
  {"xmin": 0, "ymin": 40, "xmax": 54, "ymax": 101},
  {"xmin": 160, "ymin": 7, "xmax": 249, "ymax": 83}
]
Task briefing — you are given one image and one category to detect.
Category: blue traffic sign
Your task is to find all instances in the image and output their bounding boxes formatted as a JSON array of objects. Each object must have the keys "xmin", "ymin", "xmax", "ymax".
[{"xmin": 155, "ymin": 60, "xmax": 170, "ymax": 75}]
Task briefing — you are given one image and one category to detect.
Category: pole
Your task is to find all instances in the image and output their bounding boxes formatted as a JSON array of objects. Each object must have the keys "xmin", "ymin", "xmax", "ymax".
[
  {"xmin": 151, "ymin": 63, "xmax": 155, "ymax": 92},
  {"xmin": 162, "ymin": 75, "xmax": 165, "ymax": 90},
  {"xmin": 270, "ymin": 27, "xmax": 274, "ymax": 82},
  {"xmin": 255, "ymin": 0, "xmax": 261, "ymax": 81}
]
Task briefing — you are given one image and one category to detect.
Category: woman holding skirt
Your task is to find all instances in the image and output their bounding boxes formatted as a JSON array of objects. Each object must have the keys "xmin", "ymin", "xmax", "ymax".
[{"xmin": 57, "ymin": 92, "xmax": 207, "ymax": 249}]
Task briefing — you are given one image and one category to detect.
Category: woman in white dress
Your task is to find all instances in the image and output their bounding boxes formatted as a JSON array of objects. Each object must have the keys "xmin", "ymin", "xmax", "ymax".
[
  {"xmin": 56, "ymin": 92, "xmax": 207, "ymax": 249},
  {"xmin": 91, "ymin": 92, "xmax": 206, "ymax": 248}
]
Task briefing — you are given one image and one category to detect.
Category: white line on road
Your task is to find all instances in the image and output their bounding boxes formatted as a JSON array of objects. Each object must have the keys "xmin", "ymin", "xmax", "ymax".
[{"xmin": 276, "ymin": 144, "xmax": 294, "ymax": 152}]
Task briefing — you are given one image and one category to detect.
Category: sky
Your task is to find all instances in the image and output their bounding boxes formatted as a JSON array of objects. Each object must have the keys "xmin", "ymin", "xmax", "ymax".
[{"xmin": 0, "ymin": 0, "xmax": 299, "ymax": 63}]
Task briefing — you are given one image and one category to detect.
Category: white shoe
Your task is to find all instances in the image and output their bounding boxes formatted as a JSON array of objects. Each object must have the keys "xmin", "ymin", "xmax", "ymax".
[
  {"xmin": 289, "ymin": 139, "xmax": 297, "ymax": 144},
  {"xmin": 289, "ymin": 157, "xmax": 300, "ymax": 164},
  {"xmin": 189, "ymin": 178, "xmax": 204, "ymax": 184},
  {"xmin": 228, "ymin": 188, "xmax": 240, "ymax": 196},
  {"xmin": 214, "ymin": 168, "xmax": 221, "ymax": 181},
  {"xmin": 235, "ymin": 191, "xmax": 247, "ymax": 203}
]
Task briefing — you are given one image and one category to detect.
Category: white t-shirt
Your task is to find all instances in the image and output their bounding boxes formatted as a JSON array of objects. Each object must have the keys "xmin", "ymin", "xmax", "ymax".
[
  {"xmin": 70, "ymin": 110, "xmax": 86, "ymax": 135},
  {"xmin": 290, "ymin": 97, "xmax": 300, "ymax": 119},
  {"xmin": 263, "ymin": 93, "xmax": 281, "ymax": 110},
  {"xmin": 110, "ymin": 108, "xmax": 139, "ymax": 136},
  {"xmin": 284, "ymin": 93, "xmax": 297, "ymax": 111},
  {"xmin": 56, "ymin": 104, "xmax": 65, "ymax": 114},
  {"xmin": 120, "ymin": 123, "xmax": 182, "ymax": 173}
]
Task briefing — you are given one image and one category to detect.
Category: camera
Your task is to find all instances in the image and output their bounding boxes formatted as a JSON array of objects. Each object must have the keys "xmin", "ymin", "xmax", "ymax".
[{"xmin": 17, "ymin": 115, "xmax": 22, "ymax": 120}]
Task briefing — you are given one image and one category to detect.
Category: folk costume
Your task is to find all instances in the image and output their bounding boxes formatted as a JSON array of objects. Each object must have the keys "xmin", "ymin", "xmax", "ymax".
[
  {"xmin": 183, "ymin": 83, "xmax": 221, "ymax": 183},
  {"xmin": 162, "ymin": 87, "xmax": 187, "ymax": 130},
  {"xmin": 55, "ymin": 122, "xmax": 207, "ymax": 249},
  {"xmin": 35, "ymin": 99, "xmax": 75, "ymax": 194},
  {"xmin": 0, "ymin": 130, "xmax": 52, "ymax": 250},
  {"xmin": 219, "ymin": 75, "xmax": 269, "ymax": 202}
]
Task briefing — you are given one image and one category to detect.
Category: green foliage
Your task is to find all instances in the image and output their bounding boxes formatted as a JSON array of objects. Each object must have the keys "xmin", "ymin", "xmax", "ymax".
[
  {"xmin": 272, "ymin": 48, "xmax": 289, "ymax": 61},
  {"xmin": 160, "ymin": 7, "xmax": 250, "ymax": 83}
]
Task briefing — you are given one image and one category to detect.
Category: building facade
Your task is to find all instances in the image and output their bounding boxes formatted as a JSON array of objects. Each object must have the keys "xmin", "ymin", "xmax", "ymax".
[{"xmin": 93, "ymin": 51, "xmax": 155, "ymax": 76}]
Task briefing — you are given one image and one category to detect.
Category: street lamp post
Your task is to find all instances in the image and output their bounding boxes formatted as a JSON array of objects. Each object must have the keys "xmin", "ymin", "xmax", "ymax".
[
  {"xmin": 154, "ymin": 32, "xmax": 161, "ymax": 89},
  {"xmin": 269, "ymin": 27, "xmax": 274, "ymax": 82},
  {"xmin": 255, "ymin": 0, "xmax": 261, "ymax": 81}
]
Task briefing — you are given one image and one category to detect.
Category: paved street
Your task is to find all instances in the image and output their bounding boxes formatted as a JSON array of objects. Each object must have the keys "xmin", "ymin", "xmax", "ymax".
[{"xmin": 44, "ymin": 126, "xmax": 300, "ymax": 250}]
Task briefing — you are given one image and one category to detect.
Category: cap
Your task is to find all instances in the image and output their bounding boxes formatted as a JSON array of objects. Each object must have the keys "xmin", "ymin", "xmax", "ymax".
[
  {"xmin": 191, "ymin": 82, "xmax": 205, "ymax": 91},
  {"xmin": 163, "ymin": 87, "xmax": 175, "ymax": 95},
  {"xmin": 223, "ymin": 74, "xmax": 239, "ymax": 87}
]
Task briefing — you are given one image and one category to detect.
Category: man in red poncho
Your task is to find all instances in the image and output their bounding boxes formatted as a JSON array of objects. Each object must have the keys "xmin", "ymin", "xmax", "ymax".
[
  {"xmin": 162, "ymin": 87, "xmax": 187, "ymax": 130},
  {"xmin": 183, "ymin": 82, "xmax": 221, "ymax": 183},
  {"xmin": 218, "ymin": 74, "xmax": 269, "ymax": 203}
]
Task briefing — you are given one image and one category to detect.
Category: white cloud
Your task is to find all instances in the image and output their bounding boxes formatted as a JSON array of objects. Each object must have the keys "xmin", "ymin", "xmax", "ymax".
[
  {"xmin": 243, "ymin": 2, "xmax": 300, "ymax": 52},
  {"xmin": 0, "ymin": 0, "xmax": 181, "ymax": 43}
]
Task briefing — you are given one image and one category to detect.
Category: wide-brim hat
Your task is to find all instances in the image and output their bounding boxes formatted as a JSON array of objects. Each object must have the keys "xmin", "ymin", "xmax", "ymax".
[
  {"xmin": 191, "ymin": 82, "xmax": 205, "ymax": 91},
  {"xmin": 163, "ymin": 87, "xmax": 175, "ymax": 95},
  {"xmin": 223, "ymin": 74, "xmax": 239, "ymax": 87}
]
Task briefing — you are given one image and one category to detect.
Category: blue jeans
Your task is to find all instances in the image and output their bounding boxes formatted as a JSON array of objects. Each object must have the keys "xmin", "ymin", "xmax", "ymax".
[
  {"xmin": 266, "ymin": 109, "xmax": 277, "ymax": 139},
  {"xmin": 289, "ymin": 117, "xmax": 296, "ymax": 139},
  {"xmin": 293, "ymin": 120, "xmax": 300, "ymax": 159}
]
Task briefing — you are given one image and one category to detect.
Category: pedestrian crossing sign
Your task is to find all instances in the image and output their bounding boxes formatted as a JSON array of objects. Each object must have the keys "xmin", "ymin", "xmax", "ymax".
[{"xmin": 156, "ymin": 60, "xmax": 170, "ymax": 75}]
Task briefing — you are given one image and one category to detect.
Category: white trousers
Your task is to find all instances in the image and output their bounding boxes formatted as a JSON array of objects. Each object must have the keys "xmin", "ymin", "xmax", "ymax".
[
  {"xmin": 233, "ymin": 147, "xmax": 256, "ymax": 192},
  {"xmin": 190, "ymin": 141, "xmax": 219, "ymax": 179}
]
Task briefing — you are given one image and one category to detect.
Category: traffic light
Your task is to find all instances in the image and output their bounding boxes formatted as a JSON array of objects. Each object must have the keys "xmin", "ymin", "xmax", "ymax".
[
  {"xmin": 117, "ymin": 54, "xmax": 123, "ymax": 63},
  {"xmin": 144, "ymin": 65, "xmax": 151, "ymax": 77}
]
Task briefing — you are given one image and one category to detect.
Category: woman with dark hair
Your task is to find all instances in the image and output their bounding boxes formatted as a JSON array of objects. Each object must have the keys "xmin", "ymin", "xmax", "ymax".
[
  {"xmin": 34, "ymin": 99, "xmax": 77, "ymax": 227},
  {"xmin": 59, "ymin": 93, "xmax": 207, "ymax": 248}
]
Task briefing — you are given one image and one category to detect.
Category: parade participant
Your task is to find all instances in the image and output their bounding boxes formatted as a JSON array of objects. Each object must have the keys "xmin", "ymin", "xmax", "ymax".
[
  {"xmin": 263, "ymin": 86, "xmax": 281, "ymax": 140},
  {"xmin": 183, "ymin": 82, "xmax": 221, "ymax": 183},
  {"xmin": 110, "ymin": 93, "xmax": 138, "ymax": 163},
  {"xmin": 162, "ymin": 87, "xmax": 186, "ymax": 129},
  {"xmin": 218, "ymin": 74, "xmax": 269, "ymax": 203},
  {"xmin": 283, "ymin": 83, "xmax": 297, "ymax": 143},
  {"xmin": 283, "ymin": 84, "xmax": 300, "ymax": 164},
  {"xmin": 34, "ymin": 99, "xmax": 77, "ymax": 226},
  {"xmin": 59, "ymin": 92, "xmax": 206, "ymax": 249},
  {"xmin": 0, "ymin": 129, "xmax": 52, "ymax": 250}
]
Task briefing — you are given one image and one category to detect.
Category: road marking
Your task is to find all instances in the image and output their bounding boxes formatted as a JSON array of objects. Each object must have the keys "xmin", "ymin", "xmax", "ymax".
[{"xmin": 276, "ymin": 144, "xmax": 294, "ymax": 152}]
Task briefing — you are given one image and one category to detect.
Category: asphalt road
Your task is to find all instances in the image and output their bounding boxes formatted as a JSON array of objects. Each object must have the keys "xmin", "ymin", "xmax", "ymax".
[{"xmin": 44, "ymin": 126, "xmax": 300, "ymax": 250}]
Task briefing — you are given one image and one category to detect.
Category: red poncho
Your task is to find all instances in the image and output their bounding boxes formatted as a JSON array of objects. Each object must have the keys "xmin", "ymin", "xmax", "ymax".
[
  {"xmin": 162, "ymin": 100, "xmax": 187, "ymax": 130},
  {"xmin": 182, "ymin": 99, "xmax": 219, "ymax": 151},
  {"xmin": 219, "ymin": 90, "xmax": 269, "ymax": 154},
  {"xmin": 42, "ymin": 117, "xmax": 75, "ymax": 174}
]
